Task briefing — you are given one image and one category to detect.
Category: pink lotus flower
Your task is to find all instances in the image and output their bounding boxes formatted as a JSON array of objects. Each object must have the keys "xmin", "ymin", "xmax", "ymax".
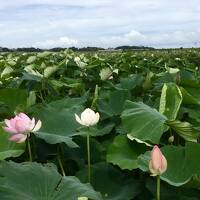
[
  {"xmin": 3, "ymin": 113, "xmax": 42, "ymax": 143},
  {"xmin": 149, "ymin": 145, "xmax": 167, "ymax": 176}
]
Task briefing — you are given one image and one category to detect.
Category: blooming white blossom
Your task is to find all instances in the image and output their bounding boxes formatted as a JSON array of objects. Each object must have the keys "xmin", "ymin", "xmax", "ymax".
[{"xmin": 75, "ymin": 108, "xmax": 100, "ymax": 126}]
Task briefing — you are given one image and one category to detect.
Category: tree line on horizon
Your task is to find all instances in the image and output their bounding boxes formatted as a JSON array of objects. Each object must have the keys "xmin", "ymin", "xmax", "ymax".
[{"xmin": 0, "ymin": 45, "xmax": 154, "ymax": 52}]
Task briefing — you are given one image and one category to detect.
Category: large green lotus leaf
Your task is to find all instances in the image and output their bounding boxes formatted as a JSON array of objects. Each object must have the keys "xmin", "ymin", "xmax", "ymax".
[
  {"xmin": 77, "ymin": 162, "xmax": 141, "ymax": 200},
  {"xmin": 44, "ymin": 66, "xmax": 59, "ymax": 78},
  {"xmin": 35, "ymin": 132, "xmax": 78, "ymax": 148},
  {"xmin": 47, "ymin": 96, "xmax": 88, "ymax": 111},
  {"xmin": 90, "ymin": 122, "xmax": 115, "ymax": 137},
  {"xmin": 154, "ymin": 72, "xmax": 177, "ymax": 87},
  {"xmin": 138, "ymin": 143, "xmax": 200, "ymax": 186},
  {"xmin": 107, "ymin": 135, "xmax": 149, "ymax": 170},
  {"xmin": 37, "ymin": 51, "xmax": 51, "ymax": 58},
  {"xmin": 180, "ymin": 87, "xmax": 200, "ymax": 105},
  {"xmin": 117, "ymin": 74, "xmax": 144, "ymax": 90},
  {"xmin": 34, "ymin": 106, "xmax": 83, "ymax": 147},
  {"xmin": 0, "ymin": 127, "xmax": 25, "ymax": 160},
  {"xmin": 180, "ymin": 70, "xmax": 200, "ymax": 88},
  {"xmin": 33, "ymin": 98, "xmax": 86, "ymax": 147},
  {"xmin": 184, "ymin": 87, "xmax": 200, "ymax": 102},
  {"xmin": 7, "ymin": 59, "xmax": 16, "ymax": 66},
  {"xmin": 166, "ymin": 120, "xmax": 198, "ymax": 142},
  {"xmin": 98, "ymin": 89, "xmax": 130, "ymax": 117},
  {"xmin": 21, "ymin": 72, "xmax": 42, "ymax": 82},
  {"xmin": 26, "ymin": 55, "xmax": 37, "ymax": 64},
  {"xmin": 159, "ymin": 83, "xmax": 182, "ymax": 120},
  {"xmin": 121, "ymin": 101, "xmax": 167, "ymax": 144},
  {"xmin": 0, "ymin": 88, "xmax": 28, "ymax": 114},
  {"xmin": 0, "ymin": 161, "xmax": 102, "ymax": 200},
  {"xmin": 186, "ymin": 107, "xmax": 200, "ymax": 123},
  {"xmin": 35, "ymin": 106, "xmax": 82, "ymax": 135},
  {"xmin": 77, "ymin": 122, "xmax": 115, "ymax": 137},
  {"xmin": 1, "ymin": 66, "xmax": 13, "ymax": 78},
  {"xmin": 145, "ymin": 177, "xmax": 200, "ymax": 200}
]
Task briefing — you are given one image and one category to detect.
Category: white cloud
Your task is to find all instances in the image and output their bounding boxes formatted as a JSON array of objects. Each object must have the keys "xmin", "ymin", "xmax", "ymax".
[
  {"xmin": 0, "ymin": 0, "xmax": 112, "ymax": 8},
  {"xmin": 97, "ymin": 31, "xmax": 145, "ymax": 47},
  {"xmin": 96, "ymin": 30, "xmax": 200, "ymax": 48},
  {"xmin": 0, "ymin": 0, "xmax": 200, "ymax": 48},
  {"xmin": 34, "ymin": 37, "xmax": 78, "ymax": 48}
]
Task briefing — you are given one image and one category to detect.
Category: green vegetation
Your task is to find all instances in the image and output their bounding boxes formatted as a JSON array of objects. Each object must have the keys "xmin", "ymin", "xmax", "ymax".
[{"xmin": 0, "ymin": 49, "xmax": 200, "ymax": 199}]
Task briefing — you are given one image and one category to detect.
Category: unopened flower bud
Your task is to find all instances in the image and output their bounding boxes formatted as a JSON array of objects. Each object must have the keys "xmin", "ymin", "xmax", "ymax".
[{"xmin": 149, "ymin": 145, "xmax": 167, "ymax": 176}]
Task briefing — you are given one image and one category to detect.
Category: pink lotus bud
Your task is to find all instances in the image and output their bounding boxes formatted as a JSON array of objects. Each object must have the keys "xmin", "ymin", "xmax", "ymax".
[
  {"xmin": 3, "ymin": 113, "xmax": 42, "ymax": 143},
  {"xmin": 75, "ymin": 108, "xmax": 100, "ymax": 127},
  {"xmin": 149, "ymin": 145, "xmax": 167, "ymax": 176}
]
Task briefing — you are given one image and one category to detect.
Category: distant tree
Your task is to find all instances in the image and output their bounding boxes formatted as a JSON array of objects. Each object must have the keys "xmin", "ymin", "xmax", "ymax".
[
  {"xmin": 115, "ymin": 45, "xmax": 154, "ymax": 50},
  {"xmin": 69, "ymin": 47, "xmax": 79, "ymax": 51},
  {"xmin": 48, "ymin": 47, "xmax": 66, "ymax": 52},
  {"xmin": 0, "ymin": 45, "xmax": 154, "ymax": 52},
  {"xmin": 15, "ymin": 47, "xmax": 42, "ymax": 52},
  {"xmin": 0, "ymin": 47, "xmax": 12, "ymax": 52},
  {"xmin": 79, "ymin": 47, "xmax": 105, "ymax": 51}
]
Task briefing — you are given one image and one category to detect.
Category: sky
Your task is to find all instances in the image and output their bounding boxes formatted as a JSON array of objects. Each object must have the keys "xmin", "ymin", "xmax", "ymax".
[{"xmin": 0, "ymin": 0, "xmax": 200, "ymax": 48}]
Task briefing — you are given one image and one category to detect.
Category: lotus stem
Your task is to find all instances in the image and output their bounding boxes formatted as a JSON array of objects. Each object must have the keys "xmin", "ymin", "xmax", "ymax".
[
  {"xmin": 27, "ymin": 136, "xmax": 32, "ymax": 162},
  {"xmin": 57, "ymin": 154, "xmax": 66, "ymax": 176},
  {"xmin": 157, "ymin": 175, "xmax": 160, "ymax": 200},
  {"xmin": 91, "ymin": 84, "xmax": 98, "ymax": 108},
  {"xmin": 87, "ymin": 130, "xmax": 91, "ymax": 182},
  {"xmin": 57, "ymin": 144, "xmax": 66, "ymax": 176}
]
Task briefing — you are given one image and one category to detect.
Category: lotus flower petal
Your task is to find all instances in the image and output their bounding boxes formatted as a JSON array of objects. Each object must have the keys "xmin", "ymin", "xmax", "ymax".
[
  {"xmin": 3, "ymin": 126, "xmax": 17, "ymax": 134},
  {"xmin": 15, "ymin": 120, "xmax": 28, "ymax": 133},
  {"xmin": 75, "ymin": 114, "xmax": 85, "ymax": 126},
  {"xmin": 32, "ymin": 120, "xmax": 42, "ymax": 132},
  {"xmin": 9, "ymin": 133, "xmax": 27, "ymax": 143}
]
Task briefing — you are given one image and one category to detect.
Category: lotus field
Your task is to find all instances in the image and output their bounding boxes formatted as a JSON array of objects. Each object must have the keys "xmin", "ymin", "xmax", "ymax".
[{"xmin": 1, "ymin": 49, "xmax": 200, "ymax": 200}]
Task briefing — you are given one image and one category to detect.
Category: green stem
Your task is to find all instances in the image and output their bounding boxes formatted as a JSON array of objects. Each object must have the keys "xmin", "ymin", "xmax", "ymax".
[
  {"xmin": 87, "ymin": 132, "xmax": 91, "ymax": 182},
  {"xmin": 169, "ymin": 127, "xmax": 172, "ymax": 137},
  {"xmin": 57, "ymin": 154, "xmax": 66, "ymax": 176},
  {"xmin": 177, "ymin": 135, "xmax": 180, "ymax": 146},
  {"xmin": 27, "ymin": 136, "xmax": 32, "ymax": 162},
  {"xmin": 57, "ymin": 144, "xmax": 66, "ymax": 176},
  {"xmin": 168, "ymin": 128, "xmax": 174, "ymax": 144},
  {"xmin": 157, "ymin": 175, "xmax": 160, "ymax": 200},
  {"xmin": 91, "ymin": 84, "xmax": 98, "ymax": 109},
  {"xmin": 39, "ymin": 91, "xmax": 45, "ymax": 104}
]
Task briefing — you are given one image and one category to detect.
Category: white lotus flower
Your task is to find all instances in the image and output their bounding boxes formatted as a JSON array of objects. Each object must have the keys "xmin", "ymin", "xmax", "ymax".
[
  {"xmin": 74, "ymin": 56, "xmax": 87, "ymax": 68},
  {"xmin": 75, "ymin": 108, "xmax": 100, "ymax": 127},
  {"xmin": 74, "ymin": 56, "xmax": 81, "ymax": 63}
]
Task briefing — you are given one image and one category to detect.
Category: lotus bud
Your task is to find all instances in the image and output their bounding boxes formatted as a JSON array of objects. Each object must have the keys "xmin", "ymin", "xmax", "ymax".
[
  {"xmin": 168, "ymin": 135, "xmax": 174, "ymax": 143},
  {"xmin": 149, "ymin": 145, "xmax": 167, "ymax": 176}
]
